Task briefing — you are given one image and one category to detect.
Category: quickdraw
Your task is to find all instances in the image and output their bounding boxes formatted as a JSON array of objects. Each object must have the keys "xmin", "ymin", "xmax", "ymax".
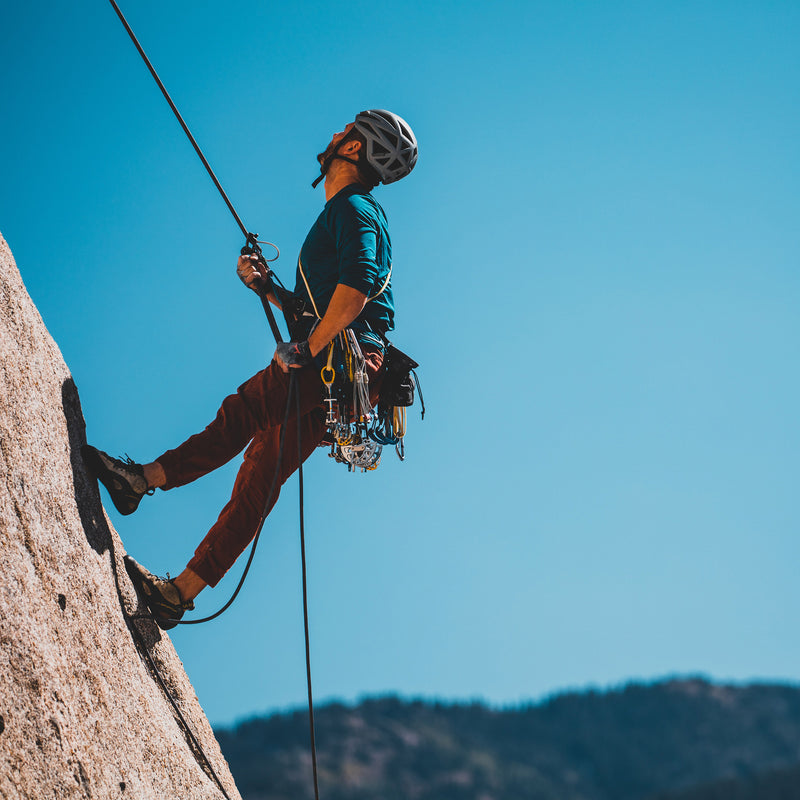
[
  {"xmin": 319, "ymin": 333, "xmax": 422, "ymax": 471},
  {"xmin": 320, "ymin": 330, "xmax": 382, "ymax": 471}
]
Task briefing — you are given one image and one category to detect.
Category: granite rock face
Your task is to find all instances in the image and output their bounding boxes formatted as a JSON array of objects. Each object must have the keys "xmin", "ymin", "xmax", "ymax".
[{"xmin": 0, "ymin": 232, "xmax": 241, "ymax": 800}]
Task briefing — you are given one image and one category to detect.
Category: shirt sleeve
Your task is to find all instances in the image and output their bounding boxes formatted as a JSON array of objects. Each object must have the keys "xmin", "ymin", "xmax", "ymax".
[{"xmin": 328, "ymin": 195, "xmax": 381, "ymax": 296}]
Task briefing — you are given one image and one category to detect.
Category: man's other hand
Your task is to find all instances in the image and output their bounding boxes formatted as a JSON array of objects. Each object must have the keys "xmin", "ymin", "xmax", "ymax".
[{"xmin": 274, "ymin": 341, "xmax": 313, "ymax": 372}]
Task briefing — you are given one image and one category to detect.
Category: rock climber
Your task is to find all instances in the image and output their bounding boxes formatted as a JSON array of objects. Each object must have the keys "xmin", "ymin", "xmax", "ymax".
[{"xmin": 82, "ymin": 109, "xmax": 418, "ymax": 629}]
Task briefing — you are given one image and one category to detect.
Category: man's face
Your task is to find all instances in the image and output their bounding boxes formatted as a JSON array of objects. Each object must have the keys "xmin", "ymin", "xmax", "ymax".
[{"xmin": 317, "ymin": 122, "xmax": 356, "ymax": 165}]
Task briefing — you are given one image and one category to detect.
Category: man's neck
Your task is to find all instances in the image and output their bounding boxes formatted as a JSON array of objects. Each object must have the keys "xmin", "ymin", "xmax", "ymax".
[{"xmin": 324, "ymin": 163, "xmax": 365, "ymax": 201}]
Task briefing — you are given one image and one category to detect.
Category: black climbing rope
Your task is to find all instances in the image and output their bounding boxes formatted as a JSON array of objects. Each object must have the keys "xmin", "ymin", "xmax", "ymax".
[
  {"xmin": 107, "ymin": 0, "xmax": 284, "ymax": 345},
  {"xmin": 108, "ymin": 0, "xmax": 248, "ymax": 242},
  {"xmin": 297, "ymin": 383, "xmax": 321, "ymax": 800},
  {"xmin": 165, "ymin": 374, "xmax": 295, "ymax": 626},
  {"xmin": 106, "ymin": 0, "xmax": 298, "ymax": 627},
  {"xmin": 128, "ymin": 619, "xmax": 234, "ymax": 800},
  {"xmin": 107, "ymin": 3, "xmax": 321, "ymax": 797}
]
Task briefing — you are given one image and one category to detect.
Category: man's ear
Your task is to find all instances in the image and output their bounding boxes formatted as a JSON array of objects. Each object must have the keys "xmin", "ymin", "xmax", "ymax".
[{"xmin": 341, "ymin": 138, "xmax": 362, "ymax": 156}]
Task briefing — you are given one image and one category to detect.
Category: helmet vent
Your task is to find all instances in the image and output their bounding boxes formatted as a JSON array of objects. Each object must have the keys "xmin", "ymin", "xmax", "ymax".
[{"xmin": 353, "ymin": 109, "xmax": 418, "ymax": 184}]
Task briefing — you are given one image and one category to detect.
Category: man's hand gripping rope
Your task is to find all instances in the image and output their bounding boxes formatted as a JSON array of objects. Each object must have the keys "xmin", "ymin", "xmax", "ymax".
[
  {"xmin": 236, "ymin": 252, "xmax": 265, "ymax": 293},
  {"xmin": 237, "ymin": 252, "xmax": 314, "ymax": 372}
]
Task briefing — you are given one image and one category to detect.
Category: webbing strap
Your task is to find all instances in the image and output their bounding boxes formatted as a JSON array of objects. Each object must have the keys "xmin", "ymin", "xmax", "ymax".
[{"xmin": 297, "ymin": 256, "xmax": 392, "ymax": 320}]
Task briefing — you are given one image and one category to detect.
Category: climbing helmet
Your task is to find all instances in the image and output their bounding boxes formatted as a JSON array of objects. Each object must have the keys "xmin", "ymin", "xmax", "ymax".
[{"xmin": 353, "ymin": 109, "xmax": 418, "ymax": 184}]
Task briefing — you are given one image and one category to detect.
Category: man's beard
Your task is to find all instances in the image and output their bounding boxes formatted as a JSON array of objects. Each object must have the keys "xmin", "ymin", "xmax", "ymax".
[
  {"xmin": 311, "ymin": 138, "xmax": 341, "ymax": 188},
  {"xmin": 317, "ymin": 140, "xmax": 336, "ymax": 166}
]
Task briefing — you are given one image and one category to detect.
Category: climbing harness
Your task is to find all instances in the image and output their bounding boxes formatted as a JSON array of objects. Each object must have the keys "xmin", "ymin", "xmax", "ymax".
[
  {"xmin": 320, "ymin": 330, "xmax": 383, "ymax": 471},
  {"xmin": 298, "ymin": 258, "xmax": 424, "ymax": 471},
  {"xmin": 317, "ymin": 332, "xmax": 423, "ymax": 470},
  {"xmin": 371, "ymin": 344, "xmax": 424, "ymax": 461}
]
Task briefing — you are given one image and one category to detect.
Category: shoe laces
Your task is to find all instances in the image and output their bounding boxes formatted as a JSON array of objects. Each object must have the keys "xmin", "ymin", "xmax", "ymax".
[{"xmin": 113, "ymin": 452, "xmax": 155, "ymax": 495}]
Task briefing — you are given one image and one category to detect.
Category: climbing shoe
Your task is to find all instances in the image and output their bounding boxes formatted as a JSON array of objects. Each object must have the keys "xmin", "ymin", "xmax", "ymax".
[
  {"xmin": 124, "ymin": 555, "xmax": 194, "ymax": 630},
  {"xmin": 81, "ymin": 445, "xmax": 153, "ymax": 515}
]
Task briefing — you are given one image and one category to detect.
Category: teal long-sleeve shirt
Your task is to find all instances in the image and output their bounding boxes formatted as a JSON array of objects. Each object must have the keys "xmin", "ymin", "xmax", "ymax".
[{"xmin": 295, "ymin": 183, "xmax": 394, "ymax": 350}]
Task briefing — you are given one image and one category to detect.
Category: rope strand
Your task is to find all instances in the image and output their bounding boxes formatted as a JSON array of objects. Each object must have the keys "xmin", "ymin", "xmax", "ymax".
[
  {"xmin": 106, "ymin": 7, "xmax": 321, "ymax": 794},
  {"xmin": 298, "ymin": 381, "xmax": 321, "ymax": 800},
  {"xmin": 163, "ymin": 375, "xmax": 295, "ymax": 626},
  {"xmin": 107, "ymin": 0, "xmax": 249, "ymax": 239}
]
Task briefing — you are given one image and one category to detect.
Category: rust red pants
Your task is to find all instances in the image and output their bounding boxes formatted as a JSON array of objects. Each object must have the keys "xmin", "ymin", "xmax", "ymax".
[{"xmin": 156, "ymin": 350, "xmax": 384, "ymax": 587}]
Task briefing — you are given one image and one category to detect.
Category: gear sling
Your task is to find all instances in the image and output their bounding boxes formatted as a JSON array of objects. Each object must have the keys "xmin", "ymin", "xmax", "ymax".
[{"xmin": 289, "ymin": 254, "xmax": 422, "ymax": 471}]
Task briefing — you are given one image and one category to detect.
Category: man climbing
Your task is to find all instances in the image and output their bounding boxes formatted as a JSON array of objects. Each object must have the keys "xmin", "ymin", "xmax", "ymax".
[{"xmin": 82, "ymin": 109, "xmax": 418, "ymax": 629}]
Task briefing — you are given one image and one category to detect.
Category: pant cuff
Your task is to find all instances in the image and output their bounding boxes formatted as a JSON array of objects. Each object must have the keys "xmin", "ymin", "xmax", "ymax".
[{"xmin": 187, "ymin": 549, "xmax": 225, "ymax": 588}]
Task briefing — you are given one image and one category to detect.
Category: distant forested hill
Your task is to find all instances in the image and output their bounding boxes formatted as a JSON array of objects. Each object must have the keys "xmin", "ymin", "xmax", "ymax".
[
  {"xmin": 215, "ymin": 678, "xmax": 800, "ymax": 800},
  {"xmin": 648, "ymin": 761, "xmax": 800, "ymax": 800}
]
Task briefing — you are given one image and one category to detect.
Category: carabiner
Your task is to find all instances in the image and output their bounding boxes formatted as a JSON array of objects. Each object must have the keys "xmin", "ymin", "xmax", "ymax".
[{"xmin": 321, "ymin": 342, "xmax": 336, "ymax": 387}]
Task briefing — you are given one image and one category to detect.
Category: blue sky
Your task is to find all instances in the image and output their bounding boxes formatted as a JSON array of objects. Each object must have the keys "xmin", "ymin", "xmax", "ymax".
[{"xmin": 1, "ymin": 1, "xmax": 799, "ymax": 726}]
